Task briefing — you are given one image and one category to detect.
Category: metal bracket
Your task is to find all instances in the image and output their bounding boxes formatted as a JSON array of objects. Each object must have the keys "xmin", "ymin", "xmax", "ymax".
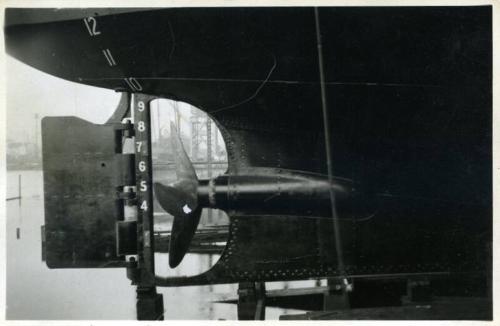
[
  {"xmin": 136, "ymin": 286, "xmax": 164, "ymax": 321},
  {"xmin": 406, "ymin": 278, "xmax": 432, "ymax": 303},
  {"xmin": 324, "ymin": 278, "xmax": 351, "ymax": 310},
  {"xmin": 116, "ymin": 221, "xmax": 138, "ymax": 256},
  {"xmin": 238, "ymin": 282, "xmax": 266, "ymax": 320}
]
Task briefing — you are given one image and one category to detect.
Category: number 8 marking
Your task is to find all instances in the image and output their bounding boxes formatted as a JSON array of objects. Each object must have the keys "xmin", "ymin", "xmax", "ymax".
[{"xmin": 138, "ymin": 121, "xmax": 146, "ymax": 132}]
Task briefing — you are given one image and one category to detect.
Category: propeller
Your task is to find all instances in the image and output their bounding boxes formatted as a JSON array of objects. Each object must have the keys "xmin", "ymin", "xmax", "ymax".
[{"xmin": 154, "ymin": 122, "xmax": 202, "ymax": 268}]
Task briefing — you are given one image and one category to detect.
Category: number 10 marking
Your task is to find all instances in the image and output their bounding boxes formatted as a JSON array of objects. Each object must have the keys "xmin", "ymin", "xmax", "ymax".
[{"xmin": 125, "ymin": 78, "xmax": 143, "ymax": 91}]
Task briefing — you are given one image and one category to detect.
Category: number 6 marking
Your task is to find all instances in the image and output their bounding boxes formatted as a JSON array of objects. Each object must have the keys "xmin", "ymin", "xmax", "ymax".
[{"xmin": 139, "ymin": 161, "xmax": 146, "ymax": 172}]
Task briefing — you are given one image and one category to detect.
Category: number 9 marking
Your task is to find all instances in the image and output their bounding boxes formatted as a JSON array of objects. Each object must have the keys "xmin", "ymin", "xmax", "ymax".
[{"xmin": 138, "ymin": 101, "xmax": 145, "ymax": 112}]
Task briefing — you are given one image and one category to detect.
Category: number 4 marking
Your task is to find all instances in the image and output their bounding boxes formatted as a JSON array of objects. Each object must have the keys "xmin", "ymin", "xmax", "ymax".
[{"xmin": 140, "ymin": 200, "xmax": 148, "ymax": 211}]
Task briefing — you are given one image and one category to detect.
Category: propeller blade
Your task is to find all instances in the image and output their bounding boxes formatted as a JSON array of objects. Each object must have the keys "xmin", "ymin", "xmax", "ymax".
[
  {"xmin": 168, "ymin": 206, "xmax": 202, "ymax": 268},
  {"xmin": 154, "ymin": 182, "xmax": 202, "ymax": 267},
  {"xmin": 153, "ymin": 122, "xmax": 202, "ymax": 268},
  {"xmin": 153, "ymin": 182, "xmax": 197, "ymax": 218},
  {"xmin": 170, "ymin": 122, "xmax": 197, "ymax": 183}
]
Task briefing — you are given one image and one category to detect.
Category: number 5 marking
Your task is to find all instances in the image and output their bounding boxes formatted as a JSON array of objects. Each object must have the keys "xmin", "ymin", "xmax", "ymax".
[
  {"xmin": 140, "ymin": 181, "xmax": 147, "ymax": 192},
  {"xmin": 83, "ymin": 17, "xmax": 101, "ymax": 36}
]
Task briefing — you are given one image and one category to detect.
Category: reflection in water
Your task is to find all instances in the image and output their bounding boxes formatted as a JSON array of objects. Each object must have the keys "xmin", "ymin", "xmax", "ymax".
[{"xmin": 7, "ymin": 170, "xmax": 135, "ymax": 320}]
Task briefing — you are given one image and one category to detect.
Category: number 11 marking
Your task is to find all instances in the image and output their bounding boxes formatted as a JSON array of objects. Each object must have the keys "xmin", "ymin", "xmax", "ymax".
[{"xmin": 102, "ymin": 49, "xmax": 117, "ymax": 66}]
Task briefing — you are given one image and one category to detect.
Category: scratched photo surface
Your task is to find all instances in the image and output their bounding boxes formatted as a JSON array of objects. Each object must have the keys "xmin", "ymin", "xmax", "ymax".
[{"xmin": 4, "ymin": 6, "xmax": 492, "ymax": 320}]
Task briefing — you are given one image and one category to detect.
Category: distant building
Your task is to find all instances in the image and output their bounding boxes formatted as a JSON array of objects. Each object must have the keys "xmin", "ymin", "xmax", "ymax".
[{"xmin": 7, "ymin": 141, "xmax": 41, "ymax": 170}]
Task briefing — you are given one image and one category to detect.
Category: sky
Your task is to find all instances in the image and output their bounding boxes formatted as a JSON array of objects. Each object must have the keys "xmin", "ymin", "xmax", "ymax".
[
  {"xmin": 6, "ymin": 56, "xmax": 121, "ymax": 143},
  {"xmin": 5, "ymin": 55, "xmax": 222, "ymax": 154}
]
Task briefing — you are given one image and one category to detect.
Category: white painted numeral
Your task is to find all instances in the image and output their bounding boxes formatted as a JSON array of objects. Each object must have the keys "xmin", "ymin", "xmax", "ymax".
[
  {"xmin": 102, "ymin": 49, "xmax": 117, "ymax": 66},
  {"xmin": 138, "ymin": 101, "xmax": 145, "ymax": 112},
  {"xmin": 136, "ymin": 141, "xmax": 142, "ymax": 153},
  {"xmin": 83, "ymin": 17, "xmax": 101, "ymax": 36},
  {"xmin": 140, "ymin": 181, "xmax": 147, "ymax": 192},
  {"xmin": 140, "ymin": 200, "xmax": 148, "ymax": 211},
  {"xmin": 124, "ymin": 77, "xmax": 143, "ymax": 91},
  {"xmin": 138, "ymin": 121, "xmax": 146, "ymax": 132},
  {"xmin": 139, "ymin": 161, "xmax": 146, "ymax": 172}
]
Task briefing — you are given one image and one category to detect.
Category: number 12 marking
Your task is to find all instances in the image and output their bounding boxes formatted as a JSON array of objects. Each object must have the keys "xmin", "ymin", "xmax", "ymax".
[{"xmin": 83, "ymin": 17, "xmax": 101, "ymax": 36}]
